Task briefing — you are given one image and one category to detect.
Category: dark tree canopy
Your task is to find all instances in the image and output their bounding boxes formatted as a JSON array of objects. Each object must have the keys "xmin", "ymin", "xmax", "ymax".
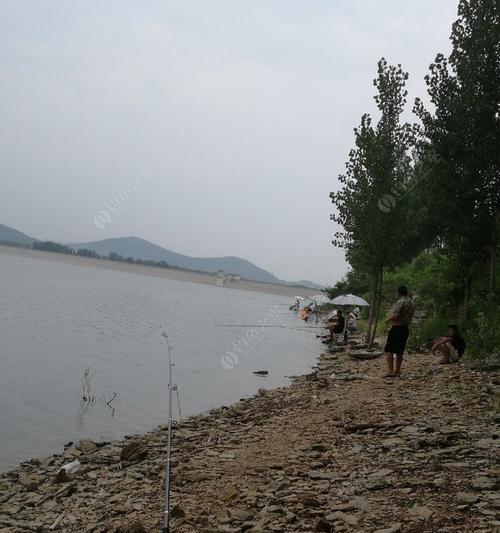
[
  {"xmin": 330, "ymin": 58, "xmax": 419, "ymax": 342},
  {"xmin": 414, "ymin": 0, "xmax": 500, "ymax": 270}
]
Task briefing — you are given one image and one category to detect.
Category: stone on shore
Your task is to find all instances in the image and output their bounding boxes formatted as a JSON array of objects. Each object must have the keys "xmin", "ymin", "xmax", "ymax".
[
  {"xmin": 76, "ymin": 438, "xmax": 97, "ymax": 454},
  {"xmin": 120, "ymin": 440, "xmax": 148, "ymax": 463}
]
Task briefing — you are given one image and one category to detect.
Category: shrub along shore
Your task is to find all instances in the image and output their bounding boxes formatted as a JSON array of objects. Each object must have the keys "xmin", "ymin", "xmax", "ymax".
[{"xmin": 0, "ymin": 334, "xmax": 498, "ymax": 532}]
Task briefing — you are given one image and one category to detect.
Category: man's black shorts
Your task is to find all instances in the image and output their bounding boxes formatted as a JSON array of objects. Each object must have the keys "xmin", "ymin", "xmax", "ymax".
[{"xmin": 385, "ymin": 325, "xmax": 410, "ymax": 355}]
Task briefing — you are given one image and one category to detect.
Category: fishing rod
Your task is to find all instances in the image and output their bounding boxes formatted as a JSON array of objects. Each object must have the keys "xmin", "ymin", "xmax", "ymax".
[
  {"xmin": 214, "ymin": 324, "xmax": 326, "ymax": 329},
  {"xmin": 161, "ymin": 331, "xmax": 178, "ymax": 533}
]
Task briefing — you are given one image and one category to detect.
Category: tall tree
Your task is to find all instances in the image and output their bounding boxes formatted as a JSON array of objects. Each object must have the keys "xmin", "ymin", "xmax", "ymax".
[
  {"xmin": 331, "ymin": 58, "xmax": 418, "ymax": 344},
  {"xmin": 414, "ymin": 0, "xmax": 500, "ymax": 317}
]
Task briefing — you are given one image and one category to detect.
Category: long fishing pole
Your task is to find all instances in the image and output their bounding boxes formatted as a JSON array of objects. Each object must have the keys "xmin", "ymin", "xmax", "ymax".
[
  {"xmin": 214, "ymin": 324, "xmax": 326, "ymax": 329},
  {"xmin": 162, "ymin": 331, "xmax": 177, "ymax": 533}
]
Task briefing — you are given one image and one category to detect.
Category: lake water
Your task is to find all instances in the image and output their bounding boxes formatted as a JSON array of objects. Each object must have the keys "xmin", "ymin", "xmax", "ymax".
[{"xmin": 0, "ymin": 251, "xmax": 319, "ymax": 471}]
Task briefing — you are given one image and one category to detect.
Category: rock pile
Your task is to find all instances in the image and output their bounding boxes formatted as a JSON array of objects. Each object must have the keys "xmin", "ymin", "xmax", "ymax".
[{"xmin": 0, "ymin": 337, "xmax": 498, "ymax": 532}]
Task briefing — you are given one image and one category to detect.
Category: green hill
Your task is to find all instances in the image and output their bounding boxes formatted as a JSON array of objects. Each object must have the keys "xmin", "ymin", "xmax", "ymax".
[
  {"xmin": 69, "ymin": 236, "xmax": 282, "ymax": 284},
  {"xmin": 0, "ymin": 223, "xmax": 35, "ymax": 246},
  {"xmin": 0, "ymin": 222, "xmax": 323, "ymax": 288}
]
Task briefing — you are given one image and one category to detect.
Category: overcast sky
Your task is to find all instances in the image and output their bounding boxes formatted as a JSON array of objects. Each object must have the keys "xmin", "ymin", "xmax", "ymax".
[{"xmin": 0, "ymin": 1, "xmax": 458, "ymax": 285}]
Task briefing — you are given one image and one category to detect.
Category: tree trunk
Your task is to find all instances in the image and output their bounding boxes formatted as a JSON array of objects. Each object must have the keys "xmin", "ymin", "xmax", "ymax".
[
  {"xmin": 365, "ymin": 273, "xmax": 378, "ymax": 344},
  {"xmin": 370, "ymin": 267, "xmax": 384, "ymax": 345},
  {"xmin": 489, "ymin": 245, "xmax": 496, "ymax": 301},
  {"xmin": 463, "ymin": 276, "xmax": 472, "ymax": 322}
]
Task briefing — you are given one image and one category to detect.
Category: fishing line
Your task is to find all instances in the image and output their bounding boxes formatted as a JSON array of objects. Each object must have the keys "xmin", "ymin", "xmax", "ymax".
[
  {"xmin": 214, "ymin": 324, "xmax": 326, "ymax": 329},
  {"xmin": 175, "ymin": 386, "xmax": 182, "ymax": 421},
  {"xmin": 161, "ymin": 330, "xmax": 178, "ymax": 533}
]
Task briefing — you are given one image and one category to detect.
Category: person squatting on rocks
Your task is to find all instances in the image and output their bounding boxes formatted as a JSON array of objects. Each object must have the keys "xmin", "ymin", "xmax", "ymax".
[
  {"xmin": 430, "ymin": 324, "xmax": 466, "ymax": 364},
  {"xmin": 384, "ymin": 285, "xmax": 415, "ymax": 378}
]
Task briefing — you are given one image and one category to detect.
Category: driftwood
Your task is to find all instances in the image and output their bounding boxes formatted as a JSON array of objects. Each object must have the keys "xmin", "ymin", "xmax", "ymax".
[
  {"xmin": 349, "ymin": 350, "xmax": 382, "ymax": 360},
  {"xmin": 49, "ymin": 512, "xmax": 65, "ymax": 530},
  {"xmin": 36, "ymin": 483, "xmax": 75, "ymax": 507},
  {"xmin": 327, "ymin": 346, "xmax": 345, "ymax": 353},
  {"xmin": 344, "ymin": 422, "xmax": 406, "ymax": 433}
]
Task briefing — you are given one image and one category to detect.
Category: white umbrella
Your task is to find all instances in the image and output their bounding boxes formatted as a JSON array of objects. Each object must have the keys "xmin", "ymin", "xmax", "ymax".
[
  {"xmin": 324, "ymin": 309, "xmax": 339, "ymax": 321},
  {"xmin": 309, "ymin": 294, "xmax": 331, "ymax": 305},
  {"xmin": 331, "ymin": 294, "xmax": 370, "ymax": 306},
  {"xmin": 294, "ymin": 296, "xmax": 305, "ymax": 300}
]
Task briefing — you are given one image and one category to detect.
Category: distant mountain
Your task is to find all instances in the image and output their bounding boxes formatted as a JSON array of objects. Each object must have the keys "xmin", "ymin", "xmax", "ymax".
[
  {"xmin": 70, "ymin": 237, "xmax": 324, "ymax": 288},
  {"xmin": 0, "ymin": 222, "xmax": 323, "ymax": 288},
  {"xmin": 68, "ymin": 237, "xmax": 283, "ymax": 284},
  {"xmin": 0, "ymin": 223, "xmax": 35, "ymax": 246}
]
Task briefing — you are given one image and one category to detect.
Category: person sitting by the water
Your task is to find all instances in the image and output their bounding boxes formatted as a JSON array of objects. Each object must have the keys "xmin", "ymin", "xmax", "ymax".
[
  {"xmin": 347, "ymin": 309, "xmax": 358, "ymax": 333},
  {"xmin": 430, "ymin": 324, "xmax": 466, "ymax": 364},
  {"xmin": 308, "ymin": 302, "xmax": 318, "ymax": 322},
  {"xmin": 300, "ymin": 306, "xmax": 310, "ymax": 322},
  {"xmin": 325, "ymin": 309, "xmax": 345, "ymax": 341}
]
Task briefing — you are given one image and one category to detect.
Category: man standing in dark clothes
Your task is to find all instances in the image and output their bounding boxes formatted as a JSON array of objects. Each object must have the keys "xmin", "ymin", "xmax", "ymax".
[{"xmin": 384, "ymin": 286, "xmax": 414, "ymax": 378}]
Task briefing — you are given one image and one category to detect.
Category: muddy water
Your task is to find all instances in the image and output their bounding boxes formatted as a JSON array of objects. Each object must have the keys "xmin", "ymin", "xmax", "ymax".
[{"xmin": 0, "ymin": 251, "xmax": 319, "ymax": 470}]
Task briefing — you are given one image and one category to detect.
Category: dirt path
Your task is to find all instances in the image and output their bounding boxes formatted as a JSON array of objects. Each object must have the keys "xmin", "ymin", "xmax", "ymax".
[{"xmin": 1, "ymin": 339, "xmax": 498, "ymax": 532}]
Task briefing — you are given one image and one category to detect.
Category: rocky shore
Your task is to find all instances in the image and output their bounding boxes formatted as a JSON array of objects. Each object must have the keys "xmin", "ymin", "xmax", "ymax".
[{"xmin": 1, "ymin": 337, "xmax": 499, "ymax": 532}]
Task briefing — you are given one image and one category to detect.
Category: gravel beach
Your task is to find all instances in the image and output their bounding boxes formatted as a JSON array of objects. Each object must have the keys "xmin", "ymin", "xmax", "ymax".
[{"xmin": 1, "ymin": 336, "xmax": 499, "ymax": 532}]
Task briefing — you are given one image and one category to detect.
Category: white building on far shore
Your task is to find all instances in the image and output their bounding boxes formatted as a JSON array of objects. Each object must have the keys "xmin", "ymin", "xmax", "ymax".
[{"xmin": 215, "ymin": 269, "xmax": 242, "ymax": 285}]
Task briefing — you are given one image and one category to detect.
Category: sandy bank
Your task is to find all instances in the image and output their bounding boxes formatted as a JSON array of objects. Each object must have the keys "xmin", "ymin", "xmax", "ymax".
[
  {"xmin": 1, "ymin": 336, "xmax": 498, "ymax": 532},
  {"xmin": 0, "ymin": 245, "xmax": 314, "ymax": 298}
]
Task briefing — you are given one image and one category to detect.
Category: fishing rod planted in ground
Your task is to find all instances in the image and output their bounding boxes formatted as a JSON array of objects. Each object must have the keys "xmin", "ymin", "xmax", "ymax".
[{"xmin": 161, "ymin": 331, "xmax": 179, "ymax": 533}]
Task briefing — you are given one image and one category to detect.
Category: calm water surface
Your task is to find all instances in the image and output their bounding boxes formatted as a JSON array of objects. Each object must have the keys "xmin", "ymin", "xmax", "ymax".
[{"xmin": 0, "ymin": 252, "xmax": 319, "ymax": 470}]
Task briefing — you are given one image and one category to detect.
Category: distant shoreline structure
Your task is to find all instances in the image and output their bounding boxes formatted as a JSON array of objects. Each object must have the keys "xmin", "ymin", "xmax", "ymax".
[{"xmin": 0, "ymin": 244, "xmax": 314, "ymax": 298}]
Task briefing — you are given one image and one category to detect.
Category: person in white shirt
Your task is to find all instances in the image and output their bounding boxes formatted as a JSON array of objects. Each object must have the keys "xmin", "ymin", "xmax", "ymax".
[{"xmin": 347, "ymin": 310, "xmax": 358, "ymax": 333}]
